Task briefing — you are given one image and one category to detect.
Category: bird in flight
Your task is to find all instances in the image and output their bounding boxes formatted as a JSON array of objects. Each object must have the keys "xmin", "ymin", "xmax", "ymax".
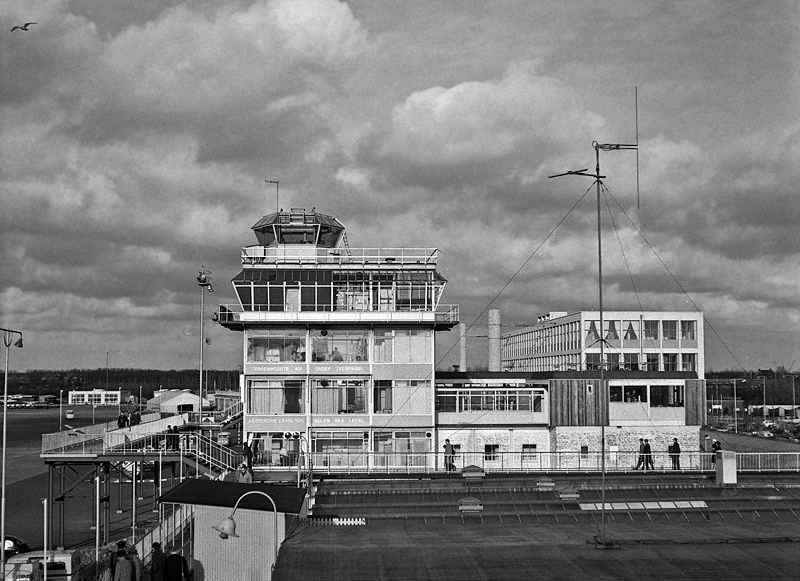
[{"xmin": 10, "ymin": 22, "xmax": 37, "ymax": 32}]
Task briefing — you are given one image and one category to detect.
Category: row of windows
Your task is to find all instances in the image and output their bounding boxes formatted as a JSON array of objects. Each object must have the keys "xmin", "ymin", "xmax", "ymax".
[
  {"xmin": 247, "ymin": 381, "xmax": 547, "ymax": 416},
  {"xmin": 504, "ymin": 351, "xmax": 698, "ymax": 372},
  {"xmin": 246, "ymin": 329, "xmax": 432, "ymax": 364},
  {"xmin": 503, "ymin": 319, "xmax": 699, "ymax": 360},
  {"xmin": 435, "ymin": 389, "xmax": 545, "ymax": 413},
  {"xmin": 235, "ymin": 282, "xmax": 439, "ymax": 313},
  {"xmin": 609, "ymin": 385, "xmax": 685, "ymax": 406},
  {"xmin": 248, "ymin": 378, "xmax": 431, "ymax": 415},
  {"xmin": 586, "ymin": 352, "xmax": 697, "ymax": 372}
]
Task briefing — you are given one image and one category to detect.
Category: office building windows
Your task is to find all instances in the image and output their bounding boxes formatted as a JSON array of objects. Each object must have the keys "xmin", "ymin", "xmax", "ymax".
[{"xmin": 681, "ymin": 321, "xmax": 696, "ymax": 341}]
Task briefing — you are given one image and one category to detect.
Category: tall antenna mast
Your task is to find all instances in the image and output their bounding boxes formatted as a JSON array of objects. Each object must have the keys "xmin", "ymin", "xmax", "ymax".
[
  {"xmin": 635, "ymin": 86, "xmax": 640, "ymax": 209},
  {"xmin": 266, "ymin": 180, "xmax": 279, "ymax": 213},
  {"xmin": 549, "ymin": 133, "xmax": 638, "ymax": 549}
]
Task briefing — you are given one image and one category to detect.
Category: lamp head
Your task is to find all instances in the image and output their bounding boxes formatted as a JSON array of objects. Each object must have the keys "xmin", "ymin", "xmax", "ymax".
[
  {"xmin": 14, "ymin": 337, "xmax": 23, "ymax": 348},
  {"xmin": 212, "ymin": 516, "xmax": 239, "ymax": 539}
]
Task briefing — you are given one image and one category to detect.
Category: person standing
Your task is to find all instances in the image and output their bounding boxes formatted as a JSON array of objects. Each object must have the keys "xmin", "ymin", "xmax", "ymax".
[
  {"xmin": 128, "ymin": 547, "xmax": 143, "ymax": 581},
  {"xmin": 163, "ymin": 545, "xmax": 189, "ymax": 581},
  {"xmin": 279, "ymin": 445, "xmax": 289, "ymax": 466},
  {"xmin": 149, "ymin": 542, "xmax": 165, "ymax": 581},
  {"xmin": 112, "ymin": 549, "xmax": 133, "ymax": 581},
  {"xmin": 711, "ymin": 439, "xmax": 722, "ymax": 467},
  {"xmin": 670, "ymin": 438, "xmax": 681, "ymax": 470},
  {"xmin": 243, "ymin": 440, "xmax": 253, "ymax": 470},
  {"xmin": 443, "ymin": 439, "xmax": 455, "ymax": 473},
  {"xmin": 635, "ymin": 438, "xmax": 645, "ymax": 470},
  {"xmin": 643, "ymin": 439, "xmax": 654, "ymax": 471},
  {"xmin": 236, "ymin": 463, "xmax": 253, "ymax": 483}
]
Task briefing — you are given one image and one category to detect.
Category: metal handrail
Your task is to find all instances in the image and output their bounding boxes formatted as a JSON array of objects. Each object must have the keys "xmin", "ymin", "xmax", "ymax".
[
  {"xmin": 241, "ymin": 246, "xmax": 440, "ymax": 265},
  {"xmin": 253, "ymin": 450, "xmax": 800, "ymax": 474}
]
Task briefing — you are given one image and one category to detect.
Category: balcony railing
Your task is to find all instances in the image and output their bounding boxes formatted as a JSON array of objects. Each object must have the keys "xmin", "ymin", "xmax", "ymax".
[
  {"xmin": 242, "ymin": 246, "xmax": 440, "ymax": 265},
  {"xmin": 217, "ymin": 303, "xmax": 459, "ymax": 323},
  {"xmin": 250, "ymin": 450, "xmax": 800, "ymax": 474}
]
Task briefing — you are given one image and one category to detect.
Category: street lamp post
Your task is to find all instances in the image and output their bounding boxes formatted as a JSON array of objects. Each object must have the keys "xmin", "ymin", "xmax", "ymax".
[
  {"xmin": 762, "ymin": 376, "xmax": 767, "ymax": 420},
  {"xmin": 197, "ymin": 267, "xmax": 214, "ymax": 423},
  {"xmin": 213, "ymin": 490, "xmax": 279, "ymax": 572},
  {"xmin": 1, "ymin": 327, "xmax": 23, "ymax": 579},
  {"xmin": 59, "ymin": 389, "xmax": 64, "ymax": 431}
]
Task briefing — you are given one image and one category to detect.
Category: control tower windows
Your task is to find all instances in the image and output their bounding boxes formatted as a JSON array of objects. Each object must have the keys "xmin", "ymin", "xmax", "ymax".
[
  {"xmin": 374, "ymin": 380, "xmax": 431, "ymax": 414},
  {"xmin": 247, "ymin": 330, "xmax": 306, "ymax": 362},
  {"xmin": 312, "ymin": 379, "xmax": 367, "ymax": 414},
  {"xmin": 248, "ymin": 380, "xmax": 304, "ymax": 414},
  {"xmin": 373, "ymin": 330, "xmax": 431, "ymax": 363},
  {"xmin": 311, "ymin": 329, "xmax": 368, "ymax": 362}
]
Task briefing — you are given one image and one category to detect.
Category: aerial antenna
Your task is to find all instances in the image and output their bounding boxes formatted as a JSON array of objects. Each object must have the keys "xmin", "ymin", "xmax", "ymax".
[
  {"xmin": 635, "ymin": 86, "xmax": 640, "ymax": 209},
  {"xmin": 548, "ymin": 128, "xmax": 638, "ymax": 550},
  {"xmin": 266, "ymin": 180, "xmax": 279, "ymax": 213}
]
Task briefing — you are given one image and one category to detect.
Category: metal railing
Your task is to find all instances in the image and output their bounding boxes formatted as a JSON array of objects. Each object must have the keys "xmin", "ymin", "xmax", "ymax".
[
  {"xmin": 254, "ymin": 450, "xmax": 800, "ymax": 475},
  {"xmin": 183, "ymin": 433, "xmax": 239, "ymax": 474},
  {"xmin": 41, "ymin": 414, "xmax": 181, "ymax": 455},
  {"xmin": 241, "ymin": 246, "xmax": 440, "ymax": 265},
  {"xmin": 217, "ymin": 301, "xmax": 457, "ymax": 320}
]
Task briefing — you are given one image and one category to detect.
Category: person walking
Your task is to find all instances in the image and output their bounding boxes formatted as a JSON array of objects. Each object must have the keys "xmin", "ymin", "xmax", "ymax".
[
  {"xmin": 443, "ymin": 439, "xmax": 455, "ymax": 473},
  {"xmin": 163, "ymin": 545, "xmax": 189, "ymax": 581},
  {"xmin": 643, "ymin": 439, "xmax": 654, "ymax": 471},
  {"xmin": 635, "ymin": 438, "xmax": 645, "ymax": 470},
  {"xmin": 669, "ymin": 438, "xmax": 681, "ymax": 470},
  {"xmin": 149, "ymin": 542, "xmax": 165, "ymax": 581}
]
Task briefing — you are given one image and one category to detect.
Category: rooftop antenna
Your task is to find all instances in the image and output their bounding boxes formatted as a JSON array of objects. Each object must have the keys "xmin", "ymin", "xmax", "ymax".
[
  {"xmin": 266, "ymin": 180, "xmax": 279, "ymax": 213},
  {"xmin": 548, "ymin": 96, "xmax": 639, "ymax": 549}
]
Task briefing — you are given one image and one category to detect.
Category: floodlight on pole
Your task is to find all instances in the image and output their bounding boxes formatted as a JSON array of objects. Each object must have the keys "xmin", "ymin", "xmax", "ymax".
[
  {"xmin": 197, "ymin": 266, "xmax": 213, "ymax": 422},
  {"xmin": 1, "ymin": 326, "xmax": 23, "ymax": 579},
  {"xmin": 213, "ymin": 490, "xmax": 279, "ymax": 572}
]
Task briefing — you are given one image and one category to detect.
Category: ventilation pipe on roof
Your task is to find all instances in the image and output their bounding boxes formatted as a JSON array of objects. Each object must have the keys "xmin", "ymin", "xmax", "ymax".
[
  {"xmin": 459, "ymin": 323, "xmax": 467, "ymax": 372},
  {"xmin": 488, "ymin": 309, "xmax": 501, "ymax": 372}
]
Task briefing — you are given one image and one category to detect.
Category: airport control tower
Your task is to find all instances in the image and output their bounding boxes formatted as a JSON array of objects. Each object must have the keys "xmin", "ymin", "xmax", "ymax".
[{"xmin": 217, "ymin": 208, "xmax": 458, "ymax": 470}]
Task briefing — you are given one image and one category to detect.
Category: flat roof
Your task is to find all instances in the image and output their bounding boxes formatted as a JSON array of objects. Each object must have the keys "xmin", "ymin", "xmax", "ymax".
[{"xmin": 158, "ymin": 480, "xmax": 305, "ymax": 514}]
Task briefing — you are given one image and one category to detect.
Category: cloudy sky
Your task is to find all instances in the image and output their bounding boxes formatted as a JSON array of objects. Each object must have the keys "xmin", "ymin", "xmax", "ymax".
[{"xmin": 1, "ymin": 0, "xmax": 798, "ymax": 373}]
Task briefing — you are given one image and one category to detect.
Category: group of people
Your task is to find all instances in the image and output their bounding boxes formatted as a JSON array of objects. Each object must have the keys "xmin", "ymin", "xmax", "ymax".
[
  {"xmin": 116, "ymin": 411, "xmax": 141, "ymax": 430},
  {"xmin": 635, "ymin": 437, "xmax": 683, "ymax": 470},
  {"xmin": 162, "ymin": 425, "xmax": 182, "ymax": 451},
  {"xmin": 109, "ymin": 540, "xmax": 189, "ymax": 581}
]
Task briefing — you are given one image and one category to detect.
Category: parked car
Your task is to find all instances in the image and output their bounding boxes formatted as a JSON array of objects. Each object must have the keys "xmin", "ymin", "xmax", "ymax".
[
  {"xmin": 762, "ymin": 431, "xmax": 774, "ymax": 438},
  {"xmin": 762, "ymin": 420, "xmax": 775, "ymax": 428},
  {"xmin": 3, "ymin": 535, "xmax": 30, "ymax": 560},
  {"xmin": 65, "ymin": 409, "xmax": 74, "ymax": 420},
  {"xmin": 5, "ymin": 549, "xmax": 73, "ymax": 580}
]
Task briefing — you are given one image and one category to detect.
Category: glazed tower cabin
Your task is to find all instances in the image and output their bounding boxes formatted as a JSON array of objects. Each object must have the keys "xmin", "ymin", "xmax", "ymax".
[{"xmin": 217, "ymin": 208, "xmax": 459, "ymax": 469}]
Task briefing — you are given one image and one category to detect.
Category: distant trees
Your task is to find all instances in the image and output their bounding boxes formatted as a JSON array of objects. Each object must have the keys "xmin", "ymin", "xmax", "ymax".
[{"xmin": 4, "ymin": 368, "xmax": 240, "ymax": 397}]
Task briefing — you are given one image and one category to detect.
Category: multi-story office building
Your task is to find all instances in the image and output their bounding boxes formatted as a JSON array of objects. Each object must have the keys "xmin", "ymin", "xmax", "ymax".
[
  {"xmin": 501, "ymin": 310, "xmax": 705, "ymax": 378},
  {"xmin": 217, "ymin": 208, "xmax": 459, "ymax": 469}
]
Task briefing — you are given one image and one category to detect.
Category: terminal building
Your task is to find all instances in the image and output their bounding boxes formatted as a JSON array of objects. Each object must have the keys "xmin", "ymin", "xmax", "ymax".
[
  {"xmin": 216, "ymin": 208, "xmax": 459, "ymax": 469},
  {"xmin": 215, "ymin": 209, "xmax": 706, "ymax": 472}
]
